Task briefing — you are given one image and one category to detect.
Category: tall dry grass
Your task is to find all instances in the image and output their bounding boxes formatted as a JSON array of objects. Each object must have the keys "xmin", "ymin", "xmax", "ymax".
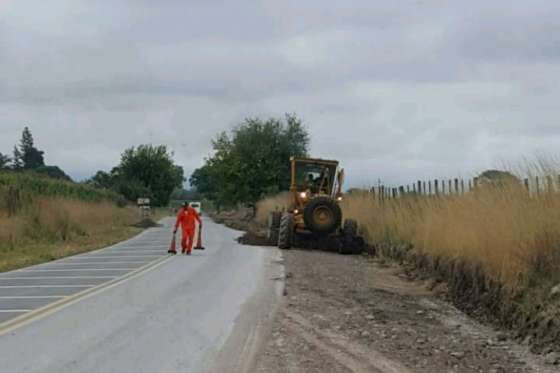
[
  {"xmin": 255, "ymin": 192, "xmax": 290, "ymax": 226},
  {"xmin": 342, "ymin": 183, "xmax": 560, "ymax": 288},
  {"xmin": 0, "ymin": 192, "xmax": 139, "ymax": 272}
]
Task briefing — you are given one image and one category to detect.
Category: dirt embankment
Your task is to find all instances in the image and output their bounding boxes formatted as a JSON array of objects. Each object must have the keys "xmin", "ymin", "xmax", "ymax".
[
  {"xmin": 377, "ymin": 243, "xmax": 560, "ymax": 358},
  {"xmin": 209, "ymin": 208, "xmax": 271, "ymax": 246},
  {"xmin": 255, "ymin": 251, "xmax": 557, "ymax": 372},
  {"xmin": 210, "ymin": 210, "xmax": 560, "ymax": 371}
]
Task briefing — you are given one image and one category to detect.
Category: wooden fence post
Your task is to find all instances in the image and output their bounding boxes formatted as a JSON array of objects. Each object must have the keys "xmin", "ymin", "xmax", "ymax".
[
  {"xmin": 547, "ymin": 175, "xmax": 554, "ymax": 194},
  {"xmin": 461, "ymin": 179, "xmax": 465, "ymax": 194},
  {"xmin": 524, "ymin": 178, "xmax": 529, "ymax": 192},
  {"xmin": 417, "ymin": 181, "xmax": 422, "ymax": 195},
  {"xmin": 535, "ymin": 176, "xmax": 540, "ymax": 196},
  {"xmin": 428, "ymin": 181, "xmax": 432, "ymax": 195},
  {"xmin": 435, "ymin": 180, "xmax": 439, "ymax": 196}
]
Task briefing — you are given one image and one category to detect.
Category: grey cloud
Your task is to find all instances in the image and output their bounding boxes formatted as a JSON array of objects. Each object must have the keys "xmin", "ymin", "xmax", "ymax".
[{"xmin": 1, "ymin": 0, "xmax": 560, "ymax": 187}]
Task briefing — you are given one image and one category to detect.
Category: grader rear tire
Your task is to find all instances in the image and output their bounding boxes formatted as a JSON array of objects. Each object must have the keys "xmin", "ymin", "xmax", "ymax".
[
  {"xmin": 343, "ymin": 219, "xmax": 358, "ymax": 237},
  {"xmin": 278, "ymin": 213, "xmax": 294, "ymax": 250},
  {"xmin": 339, "ymin": 219, "xmax": 362, "ymax": 255}
]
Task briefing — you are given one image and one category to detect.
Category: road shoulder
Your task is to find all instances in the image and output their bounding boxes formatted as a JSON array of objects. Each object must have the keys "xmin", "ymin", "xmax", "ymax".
[
  {"xmin": 209, "ymin": 249, "xmax": 284, "ymax": 373},
  {"xmin": 254, "ymin": 250, "xmax": 557, "ymax": 373}
]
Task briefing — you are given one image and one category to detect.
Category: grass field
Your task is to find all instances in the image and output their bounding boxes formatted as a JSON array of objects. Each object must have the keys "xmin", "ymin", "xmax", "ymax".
[
  {"xmin": 255, "ymin": 181, "xmax": 560, "ymax": 290},
  {"xmin": 0, "ymin": 172, "xmax": 168, "ymax": 272},
  {"xmin": 341, "ymin": 183, "xmax": 560, "ymax": 290},
  {"xmin": 0, "ymin": 170, "xmax": 123, "ymax": 203}
]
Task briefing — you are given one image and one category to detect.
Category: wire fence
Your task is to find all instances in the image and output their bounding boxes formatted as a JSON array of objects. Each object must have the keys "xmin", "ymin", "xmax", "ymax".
[{"xmin": 368, "ymin": 175, "xmax": 560, "ymax": 200}]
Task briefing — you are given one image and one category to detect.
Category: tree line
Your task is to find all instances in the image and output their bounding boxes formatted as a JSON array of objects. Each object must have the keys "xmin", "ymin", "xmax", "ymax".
[
  {"xmin": 1, "ymin": 127, "xmax": 185, "ymax": 207},
  {"xmin": 190, "ymin": 114, "xmax": 309, "ymax": 209},
  {"xmin": 0, "ymin": 127, "xmax": 71, "ymax": 180},
  {"xmin": 87, "ymin": 145, "xmax": 184, "ymax": 207},
  {"xmin": 3, "ymin": 114, "xmax": 309, "ymax": 209}
]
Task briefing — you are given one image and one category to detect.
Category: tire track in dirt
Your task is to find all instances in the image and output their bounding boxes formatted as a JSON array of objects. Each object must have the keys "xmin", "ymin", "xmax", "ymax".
[
  {"xmin": 254, "ymin": 249, "xmax": 557, "ymax": 373},
  {"xmin": 285, "ymin": 310, "xmax": 413, "ymax": 373}
]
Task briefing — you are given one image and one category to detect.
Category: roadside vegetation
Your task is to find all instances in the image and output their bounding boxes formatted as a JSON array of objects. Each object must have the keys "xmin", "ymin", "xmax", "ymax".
[
  {"xmin": 340, "ymin": 172, "xmax": 560, "ymax": 352},
  {"xmin": 250, "ymin": 166, "xmax": 560, "ymax": 353},
  {"xmin": 0, "ymin": 174, "xmax": 141, "ymax": 272},
  {"xmin": 190, "ymin": 114, "xmax": 309, "ymax": 209},
  {"xmin": 87, "ymin": 144, "xmax": 184, "ymax": 207},
  {"xmin": 342, "ymin": 183, "xmax": 560, "ymax": 289},
  {"xmin": 0, "ymin": 126, "xmax": 71, "ymax": 180},
  {"xmin": 0, "ymin": 127, "xmax": 182, "ymax": 272}
]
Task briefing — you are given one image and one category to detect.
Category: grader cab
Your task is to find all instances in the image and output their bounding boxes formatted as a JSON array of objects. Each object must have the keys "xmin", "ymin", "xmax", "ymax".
[{"xmin": 268, "ymin": 157, "xmax": 364, "ymax": 254}]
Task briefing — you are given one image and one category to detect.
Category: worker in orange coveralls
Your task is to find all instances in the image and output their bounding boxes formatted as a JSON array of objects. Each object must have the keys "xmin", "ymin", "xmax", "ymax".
[{"xmin": 173, "ymin": 201, "xmax": 201, "ymax": 255}]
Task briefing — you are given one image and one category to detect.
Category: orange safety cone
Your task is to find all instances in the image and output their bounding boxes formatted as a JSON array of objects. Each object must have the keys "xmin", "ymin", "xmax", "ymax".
[
  {"xmin": 194, "ymin": 224, "xmax": 205, "ymax": 250},
  {"xmin": 168, "ymin": 233, "xmax": 177, "ymax": 254}
]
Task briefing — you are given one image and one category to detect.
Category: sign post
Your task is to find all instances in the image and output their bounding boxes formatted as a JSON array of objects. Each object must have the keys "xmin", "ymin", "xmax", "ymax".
[{"xmin": 137, "ymin": 198, "xmax": 151, "ymax": 218}]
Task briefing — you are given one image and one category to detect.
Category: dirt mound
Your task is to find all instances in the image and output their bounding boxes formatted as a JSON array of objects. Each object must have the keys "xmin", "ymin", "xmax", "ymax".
[
  {"xmin": 131, "ymin": 218, "xmax": 163, "ymax": 228},
  {"xmin": 210, "ymin": 207, "xmax": 254, "ymax": 231},
  {"xmin": 237, "ymin": 231, "xmax": 272, "ymax": 246}
]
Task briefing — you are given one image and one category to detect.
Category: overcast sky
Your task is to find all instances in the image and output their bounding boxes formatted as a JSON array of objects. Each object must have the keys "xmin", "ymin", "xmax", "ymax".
[{"xmin": 1, "ymin": 1, "xmax": 559, "ymax": 187}]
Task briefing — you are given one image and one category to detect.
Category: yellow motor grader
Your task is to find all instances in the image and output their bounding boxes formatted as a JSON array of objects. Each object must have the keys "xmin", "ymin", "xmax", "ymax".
[{"xmin": 267, "ymin": 157, "xmax": 365, "ymax": 254}]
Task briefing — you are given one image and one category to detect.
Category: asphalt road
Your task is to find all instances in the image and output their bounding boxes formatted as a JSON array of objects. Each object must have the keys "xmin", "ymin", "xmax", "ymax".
[{"xmin": 0, "ymin": 217, "xmax": 282, "ymax": 373}]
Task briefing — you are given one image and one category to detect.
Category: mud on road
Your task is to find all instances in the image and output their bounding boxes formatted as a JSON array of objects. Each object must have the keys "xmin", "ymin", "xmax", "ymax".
[{"xmin": 254, "ymin": 250, "xmax": 557, "ymax": 373}]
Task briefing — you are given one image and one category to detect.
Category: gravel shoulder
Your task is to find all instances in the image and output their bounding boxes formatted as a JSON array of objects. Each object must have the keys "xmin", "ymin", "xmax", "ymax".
[{"xmin": 254, "ymin": 250, "xmax": 557, "ymax": 373}]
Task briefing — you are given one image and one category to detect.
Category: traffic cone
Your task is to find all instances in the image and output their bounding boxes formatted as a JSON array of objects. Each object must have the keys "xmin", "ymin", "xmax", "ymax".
[
  {"xmin": 194, "ymin": 224, "xmax": 205, "ymax": 250},
  {"xmin": 168, "ymin": 233, "xmax": 177, "ymax": 254}
]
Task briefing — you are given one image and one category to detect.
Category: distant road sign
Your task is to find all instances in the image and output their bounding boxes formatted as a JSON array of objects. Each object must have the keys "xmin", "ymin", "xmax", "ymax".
[{"xmin": 137, "ymin": 198, "xmax": 151, "ymax": 206}]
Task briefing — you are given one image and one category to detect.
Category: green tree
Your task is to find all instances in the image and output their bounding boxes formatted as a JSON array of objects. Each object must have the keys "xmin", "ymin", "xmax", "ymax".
[
  {"xmin": 19, "ymin": 127, "xmax": 45, "ymax": 169},
  {"xmin": 170, "ymin": 188, "xmax": 200, "ymax": 202},
  {"xmin": 0, "ymin": 152, "xmax": 11, "ymax": 169},
  {"xmin": 190, "ymin": 114, "xmax": 309, "ymax": 208},
  {"xmin": 12, "ymin": 146, "xmax": 23, "ymax": 170},
  {"xmin": 112, "ymin": 145, "xmax": 184, "ymax": 206},
  {"xmin": 87, "ymin": 170, "xmax": 114, "ymax": 189},
  {"xmin": 33, "ymin": 165, "xmax": 72, "ymax": 181}
]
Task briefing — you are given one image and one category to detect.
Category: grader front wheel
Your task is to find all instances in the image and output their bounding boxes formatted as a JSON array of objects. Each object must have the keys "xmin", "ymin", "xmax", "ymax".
[
  {"xmin": 267, "ymin": 211, "xmax": 282, "ymax": 244},
  {"xmin": 278, "ymin": 213, "xmax": 294, "ymax": 250},
  {"xmin": 303, "ymin": 196, "xmax": 342, "ymax": 235}
]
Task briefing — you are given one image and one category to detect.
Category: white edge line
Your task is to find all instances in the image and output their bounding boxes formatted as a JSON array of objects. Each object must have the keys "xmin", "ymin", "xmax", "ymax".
[
  {"xmin": 0, "ymin": 285, "xmax": 95, "ymax": 288},
  {"xmin": 0, "ymin": 310, "xmax": 31, "ymax": 313},
  {"xmin": 60, "ymin": 259, "xmax": 160, "ymax": 262},
  {"xmin": 0, "ymin": 277, "xmax": 117, "ymax": 280},
  {"xmin": 42, "ymin": 262, "xmax": 151, "ymax": 266},
  {"xmin": 0, "ymin": 296, "xmax": 65, "ymax": 299},
  {"xmin": 20, "ymin": 269, "xmax": 136, "ymax": 272},
  {"xmin": 2, "ymin": 222, "xmax": 170, "ymax": 274},
  {"xmin": 73, "ymin": 255, "xmax": 162, "ymax": 258},
  {"xmin": 0, "ymin": 255, "xmax": 173, "ymax": 336},
  {"xmin": 90, "ymin": 249, "xmax": 165, "ymax": 251}
]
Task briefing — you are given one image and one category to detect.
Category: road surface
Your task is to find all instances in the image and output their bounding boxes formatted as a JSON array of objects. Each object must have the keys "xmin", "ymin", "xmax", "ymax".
[{"xmin": 0, "ymin": 217, "xmax": 282, "ymax": 373}]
